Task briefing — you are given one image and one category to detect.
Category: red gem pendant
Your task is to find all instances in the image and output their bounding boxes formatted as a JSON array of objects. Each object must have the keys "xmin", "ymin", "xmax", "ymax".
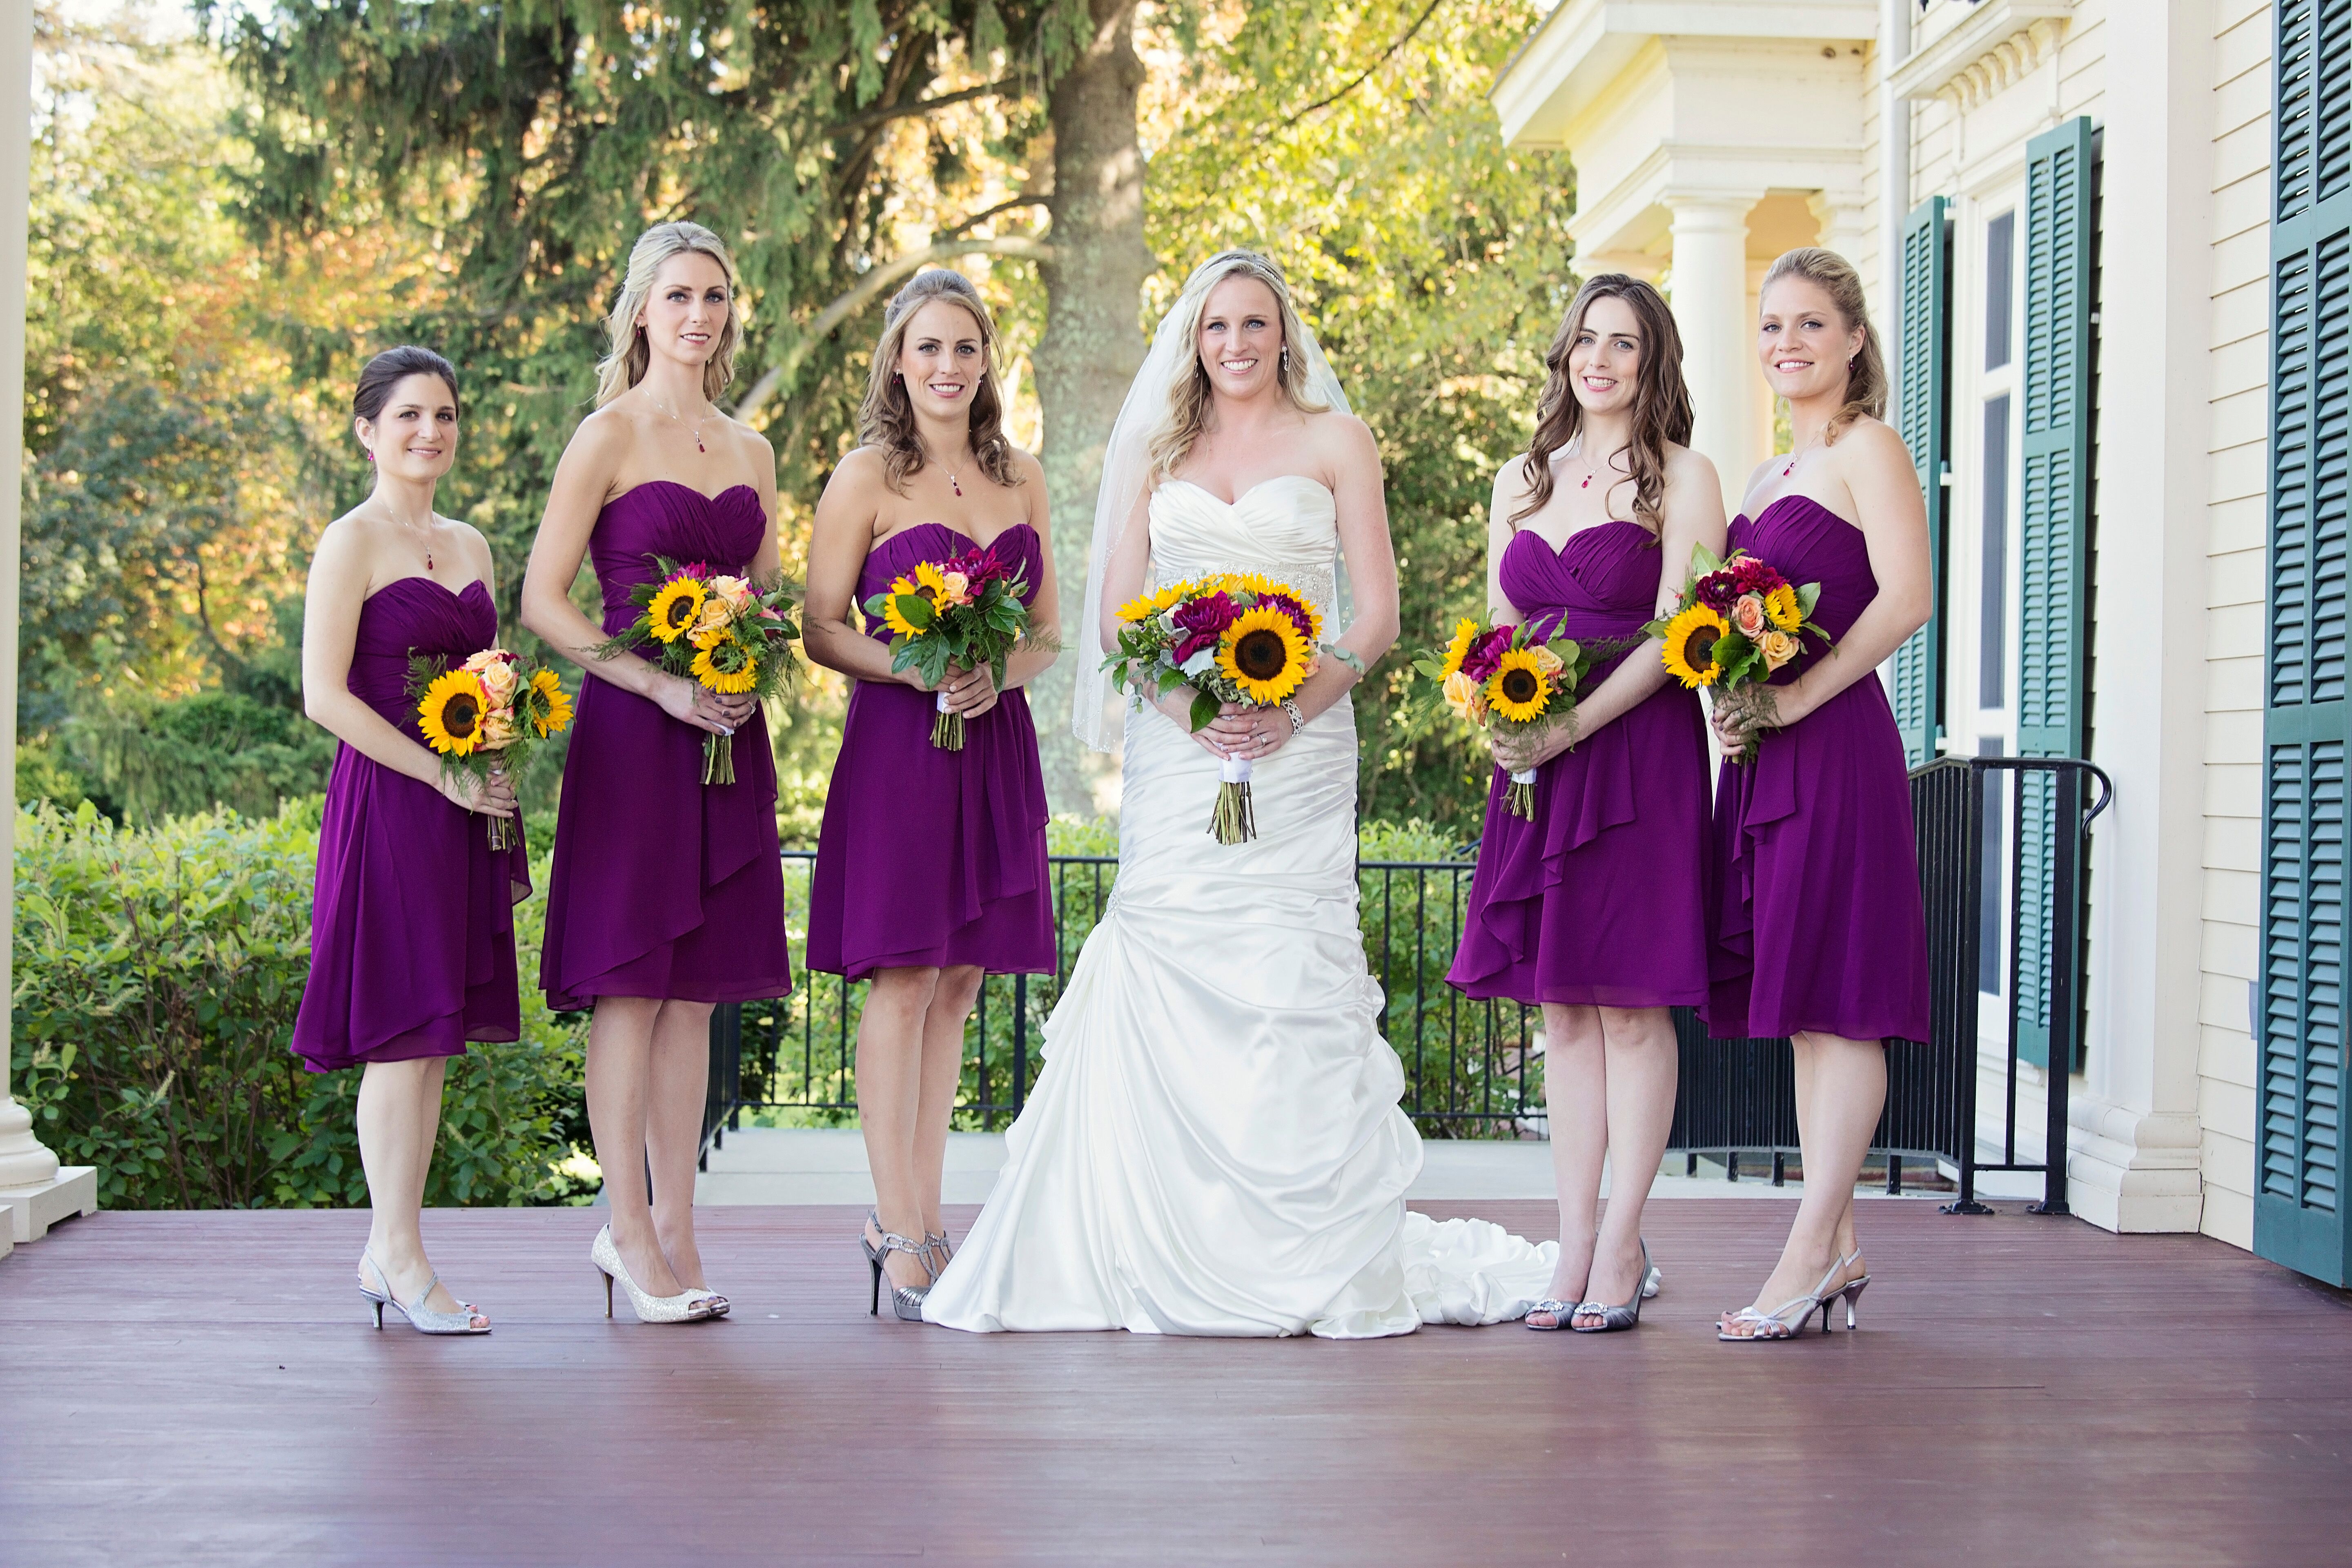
[
  {"xmin": 696, "ymin": 437, "xmax": 706, "ymax": 453},
  {"xmin": 1580, "ymin": 474, "xmax": 1591, "ymax": 489},
  {"xmin": 952, "ymin": 477, "xmax": 963, "ymax": 497}
]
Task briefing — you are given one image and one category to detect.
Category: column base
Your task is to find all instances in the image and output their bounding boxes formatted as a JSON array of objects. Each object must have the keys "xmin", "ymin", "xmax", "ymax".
[
  {"xmin": 0, "ymin": 1206, "xmax": 12, "ymax": 1258},
  {"xmin": 0, "ymin": 1167, "xmax": 98, "ymax": 1243},
  {"xmin": 2065, "ymin": 1097, "xmax": 2203, "ymax": 1233}
]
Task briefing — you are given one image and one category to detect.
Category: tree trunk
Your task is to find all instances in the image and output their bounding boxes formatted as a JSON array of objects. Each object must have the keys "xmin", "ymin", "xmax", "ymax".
[{"xmin": 1031, "ymin": 0, "xmax": 1150, "ymax": 818}]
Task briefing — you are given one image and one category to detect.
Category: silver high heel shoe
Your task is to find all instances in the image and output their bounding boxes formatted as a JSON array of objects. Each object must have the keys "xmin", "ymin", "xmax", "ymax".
[
  {"xmin": 862, "ymin": 1211, "xmax": 935, "ymax": 1322},
  {"xmin": 1527, "ymin": 1244, "xmax": 1663, "ymax": 1330},
  {"xmin": 591, "ymin": 1225, "xmax": 718, "ymax": 1324},
  {"xmin": 1718, "ymin": 1251, "xmax": 1865, "ymax": 1341},
  {"xmin": 359, "ymin": 1251, "xmax": 489, "ymax": 1335},
  {"xmin": 1570, "ymin": 1239, "xmax": 1652, "ymax": 1333},
  {"xmin": 926, "ymin": 1228, "xmax": 955, "ymax": 1273}
]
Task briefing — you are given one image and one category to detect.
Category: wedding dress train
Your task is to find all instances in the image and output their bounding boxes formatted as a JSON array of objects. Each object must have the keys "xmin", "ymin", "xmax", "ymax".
[{"xmin": 922, "ymin": 475, "xmax": 1556, "ymax": 1337}]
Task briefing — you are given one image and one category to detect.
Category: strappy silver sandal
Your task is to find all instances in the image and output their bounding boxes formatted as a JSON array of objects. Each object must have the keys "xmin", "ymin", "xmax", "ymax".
[
  {"xmin": 861, "ymin": 1211, "xmax": 935, "ymax": 1322},
  {"xmin": 360, "ymin": 1251, "xmax": 490, "ymax": 1334}
]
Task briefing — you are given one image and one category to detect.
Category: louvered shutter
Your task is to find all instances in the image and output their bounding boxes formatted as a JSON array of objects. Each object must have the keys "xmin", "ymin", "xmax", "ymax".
[
  {"xmin": 2258, "ymin": 0, "xmax": 2352, "ymax": 1287},
  {"xmin": 1891, "ymin": 197, "xmax": 1953, "ymax": 768},
  {"xmin": 2014, "ymin": 117, "xmax": 2097, "ymax": 1071}
]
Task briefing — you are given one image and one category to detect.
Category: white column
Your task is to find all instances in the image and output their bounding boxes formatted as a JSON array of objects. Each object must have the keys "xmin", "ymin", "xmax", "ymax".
[
  {"xmin": 2069, "ymin": 0, "xmax": 2209, "ymax": 1233},
  {"xmin": 1668, "ymin": 193, "xmax": 1762, "ymax": 517},
  {"xmin": 1877, "ymin": 0, "xmax": 1911, "ymax": 331},
  {"xmin": 0, "ymin": 0, "xmax": 95, "ymax": 1245}
]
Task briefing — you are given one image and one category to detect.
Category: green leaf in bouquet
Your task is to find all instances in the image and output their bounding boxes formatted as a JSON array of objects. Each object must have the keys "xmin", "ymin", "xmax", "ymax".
[
  {"xmin": 1795, "ymin": 581, "xmax": 1822, "ymax": 618},
  {"xmin": 898, "ymin": 592, "xmax": 936, "ymax": 630},
  {"xmin": 1411, "ymin": 657, "xmax": 1444, "ymax": 682},
  {"xmin": 1156, "ymin": 667, "xmax": 1189, "ymax": 696},
  {"xmin": 1688, "ymin": 541, "xmax": 1726, "ymax": 576},
  {"xmin": 1189, "ymin": 689, "xmax": 1221, "ymax": 733},
  {"xmin": 861, "ymin": 591, "xmax": 890, "ymax": 618}
]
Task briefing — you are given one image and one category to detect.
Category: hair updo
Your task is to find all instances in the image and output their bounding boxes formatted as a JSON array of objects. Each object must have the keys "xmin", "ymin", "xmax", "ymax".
[
  {"xmin": 1760, "ymin": 247, "xmax": 1886, "ymax": 443},
  {"xmin": 353, "ymin": 345, "xmax": 460, "ymax": 424}
]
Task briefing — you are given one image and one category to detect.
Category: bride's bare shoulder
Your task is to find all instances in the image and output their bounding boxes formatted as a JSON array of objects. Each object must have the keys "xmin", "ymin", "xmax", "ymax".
[{"xmin": 1301, "ymin": 408, "xmax": 1379, "ymax": 472}]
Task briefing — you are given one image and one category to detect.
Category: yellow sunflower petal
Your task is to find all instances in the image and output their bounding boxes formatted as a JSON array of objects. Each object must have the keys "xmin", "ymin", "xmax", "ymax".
[
  {"xmin": 1215, "ymin": 605, "xmax": 1313, "ymax": 704},
  {"xmin": 1661, "ymin": 604, "xmax": 1728, "ymax": 688},
  {"xmin": 1439, "ymin": 618, "xmax": 1479, "ymax": 679},
  {"xmin": 529, "ymin": 668, "xmax": 575, "ymax": 737},
  {"xmin": 418, "ymin": 668, "xmax": 492, "ymax": 756},
  {"xmin": 647, "ymin": 578, "xmax": 708, "ymax": 644},
  {"xmin": 691, "ymin": 636, "xmax": 762, "ymax": 695},
  {"xmin": 1765, "ymin": 582, "xmax": 1802, "ymax": 632},
  {"xmin": 1485, "ymin": 646, "xmax": 1552, "ymax": 723}
]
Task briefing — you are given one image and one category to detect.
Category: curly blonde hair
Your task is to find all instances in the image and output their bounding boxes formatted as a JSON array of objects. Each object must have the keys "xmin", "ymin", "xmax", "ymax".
[
  {"xmin": 856, "ymin": 269, "xmax": 1020, "ymax": 494},
  {"xmin": 1146, "ymin": 250, "xmax": 1329, "ymax": 483},
  {"xmin": 594, "ymin": 221, "xmax": 742, "ymax": 409},
  {"xmin": 1761, "ymin": 247, "xmax": 1887, "ymax": 443}
]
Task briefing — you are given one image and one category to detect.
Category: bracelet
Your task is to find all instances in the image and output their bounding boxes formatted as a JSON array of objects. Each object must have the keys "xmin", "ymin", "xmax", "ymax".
[{"xmin": 1281, "ymin": 698, "xmax": 1306, "ymax": 734}]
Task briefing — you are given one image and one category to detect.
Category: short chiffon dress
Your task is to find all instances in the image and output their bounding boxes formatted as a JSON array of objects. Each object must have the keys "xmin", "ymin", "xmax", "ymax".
[
  {"xmin": 539, "ymin": 481, "xmax": 793, "ymax": 1011},
  {"xmin": 1705, "ymin": 493, "xmax": 1931, "ymax": 1043},
  {"xmin": 292, "ymin": 576, "xmax": 527, "ymax": 1072},
  {"xmin": 807, "ymin": 521, "xmax": 1054, "ymax": 981},
  {"xmin": 1446, "ymin": 519, "xmax": 1711, "ymax": 1007}
]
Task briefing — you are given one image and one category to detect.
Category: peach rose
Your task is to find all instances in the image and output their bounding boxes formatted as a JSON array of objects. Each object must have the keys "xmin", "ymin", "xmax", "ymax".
[
  {"xmin": 1443, "ymin": 669, "xmax": 1483, "ymax": 721},
  {"xmin": 1731, "ymin": 593, "xmax": 1770, "ymax": 639},
  {"xmin": 1530, "ymin": 645, "xmax": 1565, "ymax": 677},
  {"xmin": 479, "ymin": 707, "xmax": 519, "ymax": 749},
  {"xmin": 941, "ymin": 570, "xmax": 972, "ymax": 607},
  {"xmin": 712, "ymin": 574, "xmax": 756, "ymax": 610},
  {"xmin": 1759, "ymin": 629, "xmax": 1799, "ymax": 670},
  {"xmin": 691, "ymin": 595, "xmax": 735, "ymax": 638},
  {"xmin": 466, "ymin": 652, "xmax": 520, "ymax": 703}
]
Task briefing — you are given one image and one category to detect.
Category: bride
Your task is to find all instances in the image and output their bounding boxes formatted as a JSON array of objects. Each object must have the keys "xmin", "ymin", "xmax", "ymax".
[{"xmin": 921, "ymin": 251, "xmax": 1555, "ymax": 1337}]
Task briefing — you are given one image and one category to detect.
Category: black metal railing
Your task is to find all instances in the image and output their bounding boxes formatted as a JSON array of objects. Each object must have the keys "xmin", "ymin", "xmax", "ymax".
[
  {"xmin": 702, "ymin": 851, "xmax": 1540, "ymax": 1161},
  {"xmin": 1666, "ymin": 755, "xmax": 2113, "ymax": 1209}
]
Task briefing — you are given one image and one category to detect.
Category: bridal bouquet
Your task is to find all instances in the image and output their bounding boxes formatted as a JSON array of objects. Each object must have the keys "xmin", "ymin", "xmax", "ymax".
[
  {"xmin": 596, "ymin": 557, "xmax": 802, "ymax": 785},
  {"xmin": 1646, "ymin": 544, "xmax": 1831, "ymax": 763},
  {"xmin": 409, "ymin": 647, "xmax": 574, "ymax": 849},
  {"xmin": 862, "ymin": 548, "xmax": 1037, "ymax": 751},
  {"xmin": 1411, "ymin": 616, "xmax": 1610, "ymax": 820},
  {"xmin": 1103, "ymin": 573, "xmax": 1327, "ymax": 844}
]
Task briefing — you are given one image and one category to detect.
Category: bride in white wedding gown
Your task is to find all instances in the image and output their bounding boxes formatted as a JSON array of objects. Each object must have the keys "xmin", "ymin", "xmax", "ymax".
[{"xmin": 922, "ymin": 251, "xmax": 1555, "ymax": 1337}]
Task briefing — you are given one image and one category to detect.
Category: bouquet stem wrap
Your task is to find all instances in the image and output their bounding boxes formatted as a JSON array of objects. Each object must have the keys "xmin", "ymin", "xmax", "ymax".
[
  {"xmin": 1506, "ymin": 767, "xmax": 1539, "ymax": 821},
  {"xmin": 934, "ymin": 690, "xmax": 964, "ymax": 751},
  {"xmin": 1213, "ymin": 754, "xmax": 1256, "ymax": 845}
]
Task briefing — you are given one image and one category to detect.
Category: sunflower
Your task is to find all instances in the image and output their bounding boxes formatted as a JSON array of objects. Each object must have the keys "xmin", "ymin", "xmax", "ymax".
[
  {"xmin": 1216, "ymin": 605, "xmax": 1313, "ymax": 704},
  {"xmin": 692, "ymin": 633, "xmax": 762, "ymax": 695},
  {"xmin": 1116, "ymin": 581, "xmax": 1191, "ymax": 623},
  {"xmin": 647, "ymin": 577, "xmax": 708, "ymax": 643},
  {"xmin": 879, "ymin": 575, "xmax": 934, "ymax": 639},
  {"xmin": 1486, "ymin": 647, "xmax": 1552, "ymax": 723},
  {"xmin": 1214, "ymin": 571, "xmax": 1282, "ymax": 599},
  {"xmin": 528, "ymin": 668, "xmax": 574, "ymax": 737},
  {"xmin": 1765, "ymin": 581, "xmax": 1802, "ymax": 632},
  {"xmin": 419, "ymin": 668, "xmax": 491, "ymax": 755},
  {"xmin": 1662, "ymin": 604, "xmax": 1729, "ymax": 688},
  {"xmin": 914, "ymin": 559, "xmax": 952, "ymax": 602},
  {"xmin": 1438, "ymin": 618, "xmax": 1480, "ymax": 679}
]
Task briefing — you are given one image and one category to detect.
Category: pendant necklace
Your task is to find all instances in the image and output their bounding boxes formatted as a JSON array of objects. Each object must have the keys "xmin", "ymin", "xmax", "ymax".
[
  {"xmin": 643, "ymin": 389, "xmax": 710, "ymax": 454},
  {"xmin": 1780, "ymin": 432, "xmax": 1823, "ymax": 478}
]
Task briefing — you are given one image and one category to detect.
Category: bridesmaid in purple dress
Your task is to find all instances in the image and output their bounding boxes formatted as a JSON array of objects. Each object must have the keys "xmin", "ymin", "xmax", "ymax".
[
  {"xmin": 295, "ymin": 347, "xmax": 519, "ymax": 1334},
  {"xmin": 803, "ymin": 270, "xmax": 1058, "ymax": 1320},
  {"xmin": 523, "ymin": 222, "xmax": 792, "ymax": 1323},
  {"xmin": 1708, "ymin": 248, "xmax": 1933, "ymax": 1341},
  {"xmin": 1446, "ymin": 278, "xmax": 1724, "ymax": 1333}
]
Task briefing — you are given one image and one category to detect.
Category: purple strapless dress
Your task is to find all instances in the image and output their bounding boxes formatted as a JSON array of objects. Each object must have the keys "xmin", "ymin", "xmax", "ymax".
[
  {"xmin": 539, "ymin": 482, "xmax": 792, "ymax": 1011},
  {"xmin": 1705, "ymin": 494, "xmax": 1931, "ymax": 1042},
  {"xmin": 1446, "ymin": 521, "xmax": 1711, "ymax": 1007},
  {"xmin": 807, "ymin": 522, "xmax": 1054, "ymax": 980},
  {"xmin": 292, "ymin": 577, "xmax": 527, "ymax": 1072}
]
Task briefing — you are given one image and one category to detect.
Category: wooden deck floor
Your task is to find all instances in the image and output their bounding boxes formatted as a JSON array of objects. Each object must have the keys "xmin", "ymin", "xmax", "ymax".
[{"xmin": 3, "ymin": 1200, "xmax": 2348, "ymax": 1566}]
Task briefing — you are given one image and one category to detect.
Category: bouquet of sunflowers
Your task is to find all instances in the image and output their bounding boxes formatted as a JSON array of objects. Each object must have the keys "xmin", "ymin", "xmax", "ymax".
[
  {"xmin": 597, "ymin": 557, "xmax": 802, "ymax": 785},
  {"xmin": 862, "ymin": 547, "xmax": 1039, "ymax": 751},
  {"xmin": 1103, "ymin": 573, "xmax": 1329, "ymax": 844},
  {"xmin": 1646, "ymin": 544, "xmax": 1831, "ymax": 763},
  {"xmin": 1412, "ymin": 616, "xmax": 1611, "ymax": 820},
  {"xmin": 410, "ymin": 648, "xmax": 575, "ymax": 849}
]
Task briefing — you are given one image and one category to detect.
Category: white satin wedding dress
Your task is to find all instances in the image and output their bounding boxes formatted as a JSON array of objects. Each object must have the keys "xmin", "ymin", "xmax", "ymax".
[{"xmin": 922, "ymin": 474, "xmax": 1557, "ymax": 1338}]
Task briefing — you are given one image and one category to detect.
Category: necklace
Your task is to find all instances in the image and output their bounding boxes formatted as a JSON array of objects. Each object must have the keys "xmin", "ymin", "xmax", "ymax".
[
  {"xmin": 924, "ymin": 440, "xmax": 972, "ymax": 498},
  {"xmin": 382, "ymin": 504, "xmax": 436, "ymax": 570},
  {"xmin": 1780, "ymin": 432, "xmax": 1824, "ymax": 477},
  {"xmin": 1566, "ymin": 439, "xmax": 1620, "ymax": 492},
  {"xmin": 641, "ymin": 389, "xmax": 712, "ymax": 454}
]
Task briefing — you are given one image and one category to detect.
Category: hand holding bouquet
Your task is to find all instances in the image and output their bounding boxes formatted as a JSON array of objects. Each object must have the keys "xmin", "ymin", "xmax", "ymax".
[
  {"xmin": 1102, "ymin": 573, "xmax": 1330, "ymax": 844},
  {"xmin": 1646, "ymin": 544, "xmax": 1831, "ymax": 763},
  {"xmin": 862, "ymin": 548, "xmax": 1040, "ymax": 751},
  {"xmin": 1411, "ymin": 616, "xmax": 1610, "ymax": 820},
  {"xmin": 410, "ymin": 648, "xmax": 575, "ymax": 849},
  {"xmin": 597, "ymin": 557, "xmax": 802, "ymax": 785}
]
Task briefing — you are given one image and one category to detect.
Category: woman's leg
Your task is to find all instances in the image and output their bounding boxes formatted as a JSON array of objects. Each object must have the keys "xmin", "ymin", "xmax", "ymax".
[
  {"xmin": 357, "ymin": 1055, "xmax": 482, "ymax": 1322},
  {"xmin": 915, "ymin": 965, "xmax": 985, "ymax": 1243},
  {"xmin": 646, "ymin": 998, "xmax": 718, "ymax": 1290},
  {"xmin": 1726, "ymin": 1031, "xmax": 1884, "ymax": 1333},
  {"xmin": 1533, "ymin": 1002, "xmax": 1607, "ymax": 1325},
  {"xmin": 858, "ymin": 967, "xmax": 945, "ymax": 1292},
  {"xmin": 1574, "ymin": 1005, "xmax": 1678, "ymax": 1325},
  {"xmin": 586, "ymin": 996, "xmax": 687, "ymax": 1296},
  {"xmin": 1787, "ymin": 1032, "xmax": 1859, "ymax": 1263}
]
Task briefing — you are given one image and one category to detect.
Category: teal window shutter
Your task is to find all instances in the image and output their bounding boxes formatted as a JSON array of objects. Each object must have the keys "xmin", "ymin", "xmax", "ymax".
[
  {"xmin": 2257, "ymin": 0, "xmax": 2352, "ymax": 1287},
  {"xmin": 2014, "ymin": 116, "xmax": 2097, "ymax": 1071},
  {"xmin": 1892, "ymin": 196, "xmax": 1952, "ymax": 769}
]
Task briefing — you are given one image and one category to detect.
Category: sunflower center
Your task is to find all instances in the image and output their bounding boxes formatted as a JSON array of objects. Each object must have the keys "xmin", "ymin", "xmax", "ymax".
[
  {"xmin": 1234, "ymin": 628, "xmax": 1289, "ymax": 681},
  {"xmin": 444, "ymin": 695, "xmax": 480, "ymax": 737},
  {"xmin": 1499, "ymin": 667, "xmax": 1541, "ymax": 705},
  {"xmin": 1678, "ymin": 626, "xmax": 1719, "ymax": 671},
  {"xmin": 664, "ymin": 597, "xmax": 698, "ymax": 630}
]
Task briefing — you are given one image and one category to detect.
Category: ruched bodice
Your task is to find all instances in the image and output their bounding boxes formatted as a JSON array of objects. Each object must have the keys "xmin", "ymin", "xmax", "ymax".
[
  {"xmin": 349, "ymin": 577, "xmax": 497, "ymax": 733},
  {"xmin": 856, "ymin": 522, "xmax": 1045, "ymax": 641},
  {"xmin": 1500, "ymin": 519, "xmax": 1659, "ymax": 679},
  {"xmin": 588, "ymin": 481, "xmax": 768, "ymax": 636},
  {"xmin": 1736, "ymin": 494, "xmax": 1882, "ymax": 682},
  {"xmin": 1146, "ymin": 475, "xmax": 1341, "ymax": 618}
]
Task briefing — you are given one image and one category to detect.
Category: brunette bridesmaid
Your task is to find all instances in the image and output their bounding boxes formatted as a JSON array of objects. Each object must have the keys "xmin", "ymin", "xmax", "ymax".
[
  {"xmin": 1446, "ymin": 277, "xmax": 1724, "ymax": 1334},
  {"xmin": 296, "ymin": 346, "xmax": 522, "ymax": 1334},
  {"xmin": 523, "ymin": 221, "xmax": 792, "ymax": 1324},
  {"xmin": 1708, "ymin": 247, "xmax": 1932, "ymax": 1341},
  {"xmin": 804, "ymin": 270, "xmax": 1058, "ymax": 1321}
]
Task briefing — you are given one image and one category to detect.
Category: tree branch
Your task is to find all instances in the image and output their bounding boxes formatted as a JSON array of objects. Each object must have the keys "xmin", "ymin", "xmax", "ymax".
[
  {"xmin": 1278, "ymin": 0, "xmax": 1448, "ymax": 129},
  {"xmin": 733, "ymin": 236, "xmax": 1057, "ymax": 427},
  {"xmin": 946, "ymin": 195, "xmax": 1051, "ymax": 239},
  {"xmin": 829, "ymin": 76, "xmax": 1026, "ymax": 138}
]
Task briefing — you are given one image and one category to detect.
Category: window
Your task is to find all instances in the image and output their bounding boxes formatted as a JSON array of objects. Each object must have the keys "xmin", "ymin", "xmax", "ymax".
[
  {"xmin": 1985, "ymin": 210, "xmax": 2015, "ymax": 371},
  {"xmin": 1980, "ymin": 394, "xmax": 2011, "ymax": 706}
]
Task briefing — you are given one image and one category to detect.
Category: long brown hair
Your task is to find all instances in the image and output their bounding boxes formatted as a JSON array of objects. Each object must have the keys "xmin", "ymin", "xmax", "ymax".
[
  {"xmin": 857, "ymin": 269, "xmax": 1020, "ymax": 494},
  {"xmin": 595, "ymin": 222, "xmax": 742, "ymax": 408},
  {"xmin": 1147, "ymin": 250, "xmax": 1329, "ymax": 484},
  {"xmin": 1515, "ymin": 274, "xmax": 1692, "ymax": 531},
  {"xmin": 1761, "ymin": 247, "xmax": 1887, "ymax": 443}
]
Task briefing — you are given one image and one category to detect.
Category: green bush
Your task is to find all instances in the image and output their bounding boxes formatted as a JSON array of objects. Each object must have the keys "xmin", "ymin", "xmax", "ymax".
[{"xmin": 11, "ymin": 800, "xmax": 589, "ymax": 1209}]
